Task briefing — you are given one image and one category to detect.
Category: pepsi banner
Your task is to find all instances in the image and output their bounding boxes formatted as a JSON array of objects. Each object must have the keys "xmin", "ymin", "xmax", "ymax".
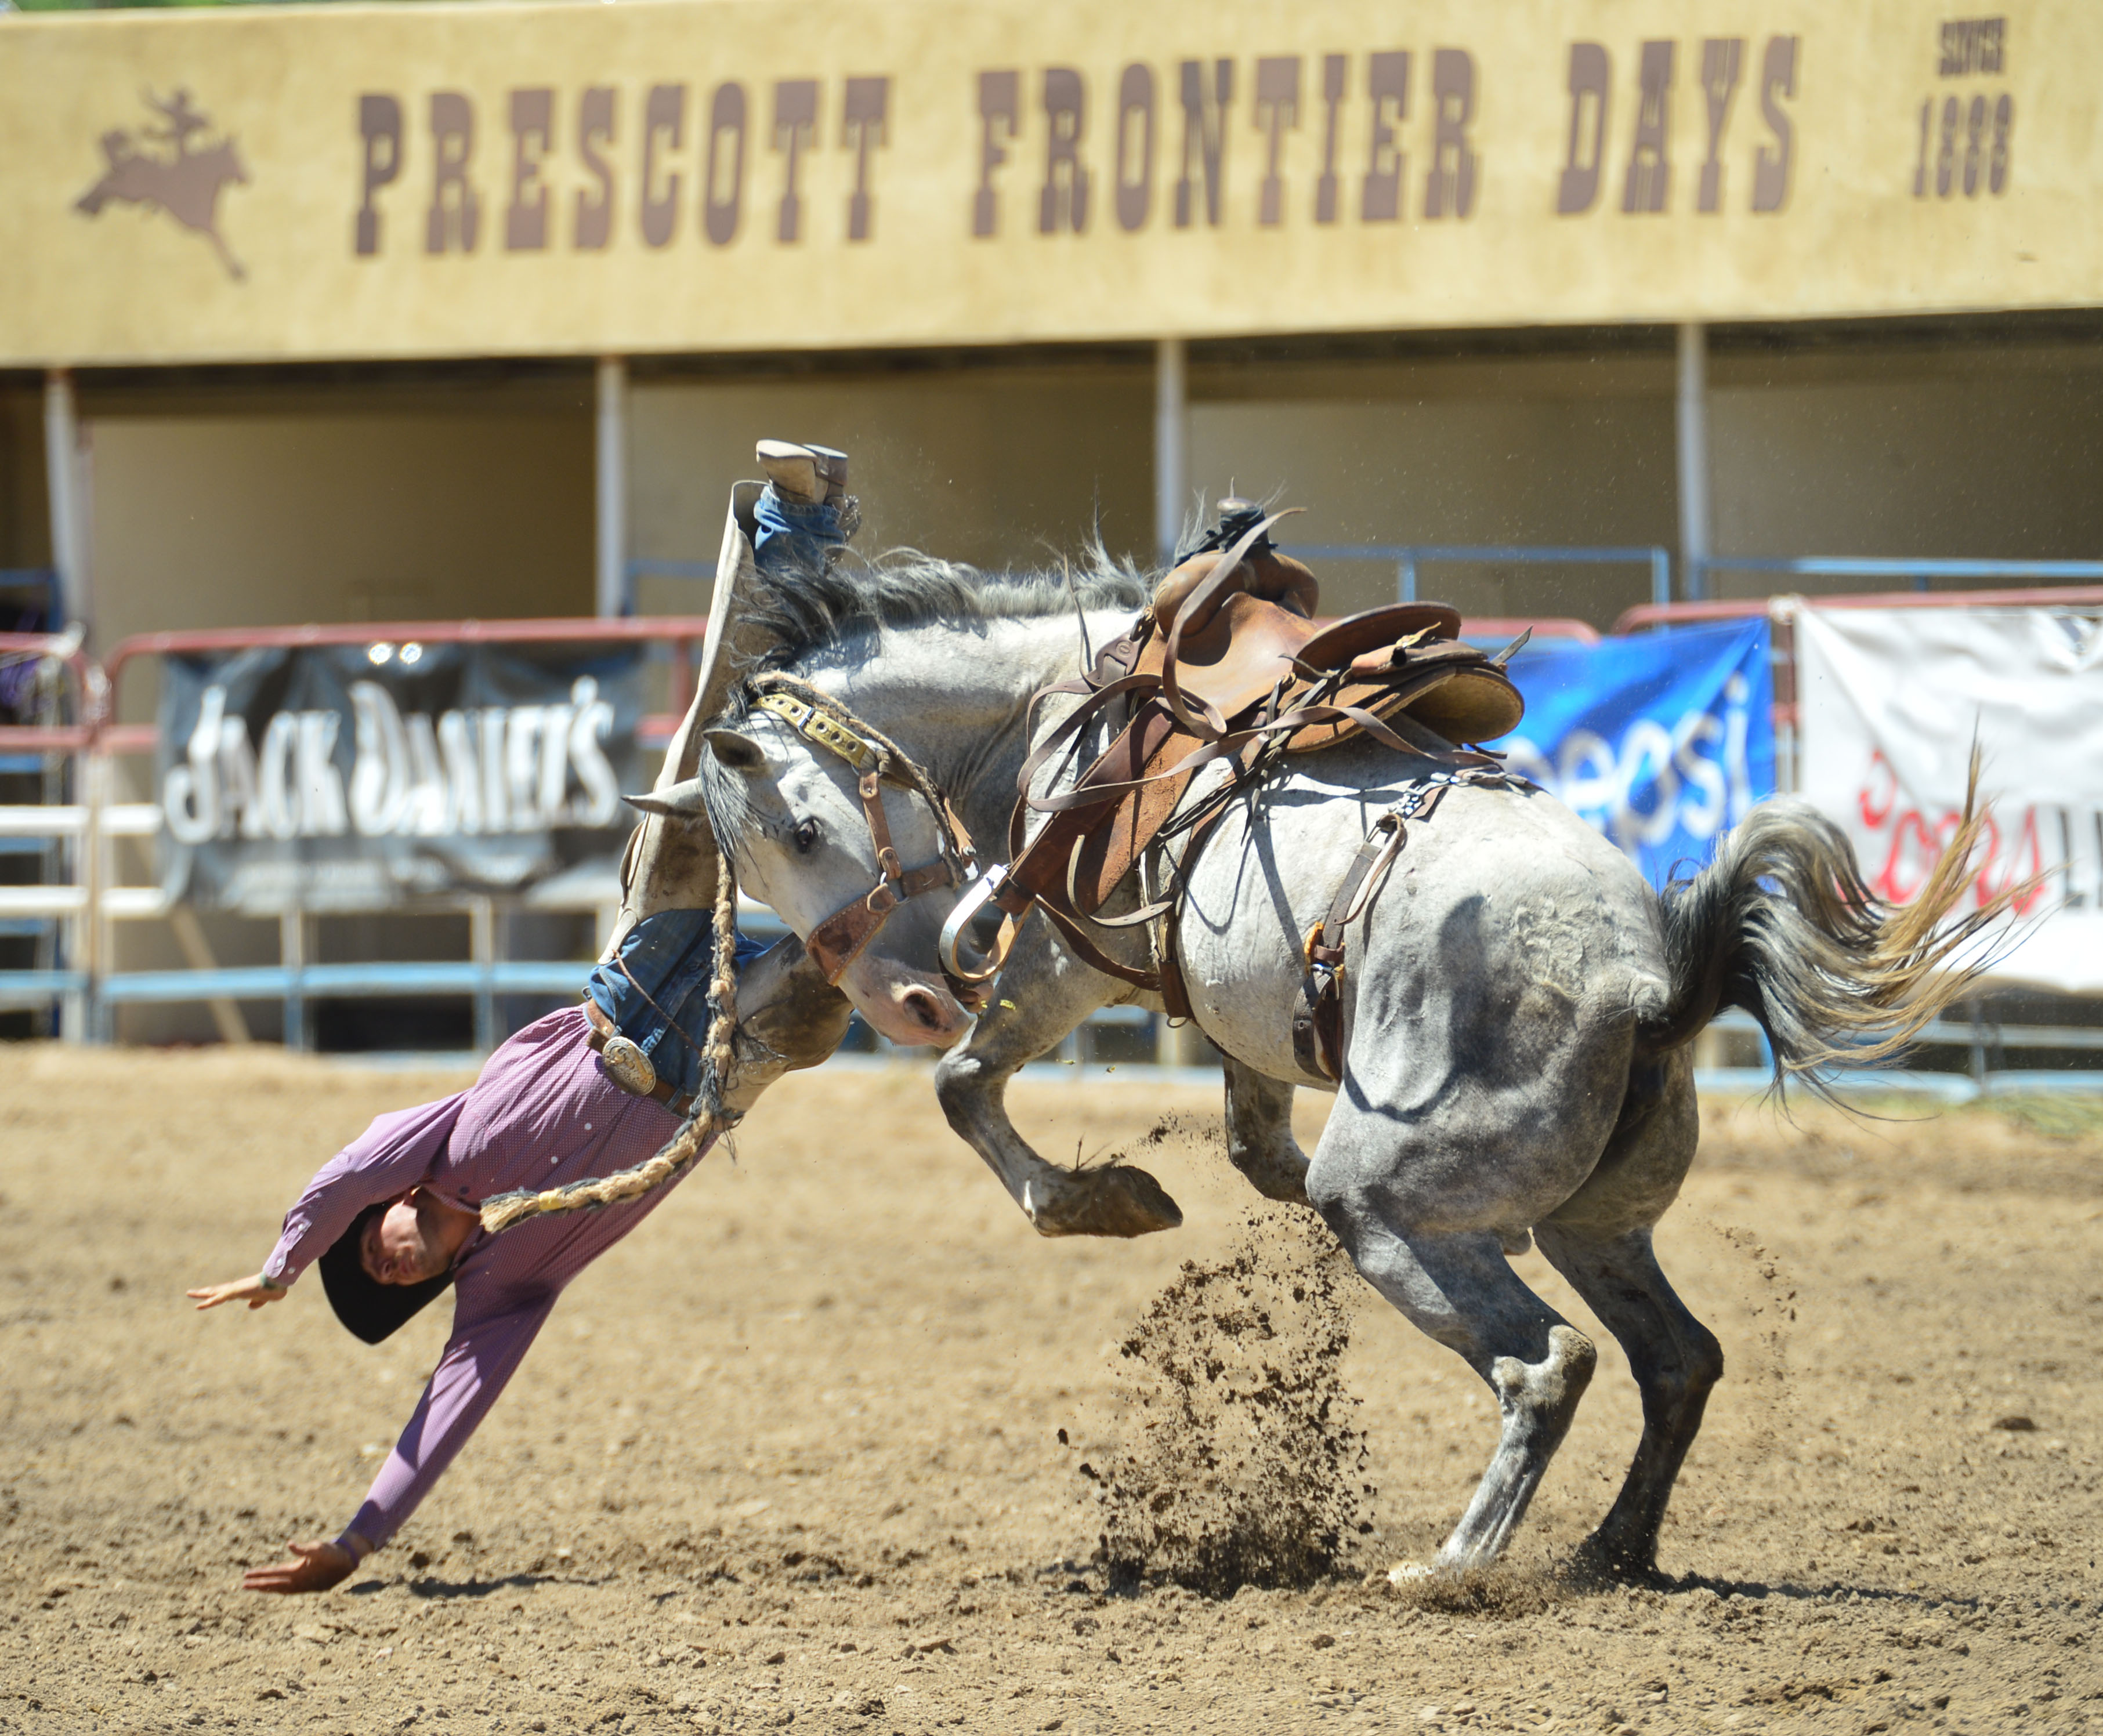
[
  {"xmin": 1498, "ymin": 619, "xmax": 1775, "ymax": 887},
  {"xmin": 157, "ymin": 640, "xmax": 649, "ymax": 914}
]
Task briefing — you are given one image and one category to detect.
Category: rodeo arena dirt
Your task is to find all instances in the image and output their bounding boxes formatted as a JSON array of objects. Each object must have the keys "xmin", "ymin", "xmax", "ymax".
[{"xmin": 1, "ymin": 1059, "xmax": 2100, "ymax": 1733}]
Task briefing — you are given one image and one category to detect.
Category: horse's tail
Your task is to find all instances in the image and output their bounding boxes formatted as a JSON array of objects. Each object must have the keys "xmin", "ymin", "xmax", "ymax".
[{"xmin": 1638, "ymin": 768, "xmax": 2017, "ymax": 1097}]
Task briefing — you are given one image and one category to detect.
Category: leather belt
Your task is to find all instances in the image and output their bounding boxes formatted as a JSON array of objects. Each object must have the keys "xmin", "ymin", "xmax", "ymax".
[{"xmin": 582, "ymin": 998, "xmax": 697, "ymax": 1117}]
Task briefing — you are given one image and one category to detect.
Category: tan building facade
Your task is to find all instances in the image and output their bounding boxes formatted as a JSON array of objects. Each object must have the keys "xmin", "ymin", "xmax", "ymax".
[{"xmin": 2, "ymin": 0, "xmax": 2097, "ymax": 1046}]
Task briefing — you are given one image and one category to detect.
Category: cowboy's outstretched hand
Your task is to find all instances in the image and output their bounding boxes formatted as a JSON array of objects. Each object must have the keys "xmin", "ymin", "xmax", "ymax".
[
  {"xmin": 187, "ymin": 1273, "xmax": 285, "ymax": 1311},
  {"xmin": 243, "ymin": 1540, "xmax": 355, "ymax": 1595}
]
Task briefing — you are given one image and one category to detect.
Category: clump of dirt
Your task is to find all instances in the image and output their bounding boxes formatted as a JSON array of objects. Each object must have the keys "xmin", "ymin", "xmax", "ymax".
[
  {"xmin": 1087, "ymin": 1111, "xmax": 1217, "ymax": 1165},
  {"xmin": 1088, "ymin": 1207, "xmax": 1369, "ymax": 1598}
]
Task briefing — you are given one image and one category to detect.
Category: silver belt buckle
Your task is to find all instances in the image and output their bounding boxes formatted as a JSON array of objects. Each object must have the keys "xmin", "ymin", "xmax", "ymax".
[{"xmin": 599, "ymin": 1033, "xmax": 658, "ymax": 1098}]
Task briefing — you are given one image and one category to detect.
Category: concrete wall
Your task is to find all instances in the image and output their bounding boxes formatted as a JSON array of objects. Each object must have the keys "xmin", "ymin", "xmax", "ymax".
[
  {"xmin": 626, "ymin": 360, "xmax": 1154, "ymax": 614},
  {"xmin": 1182, "ymin": 329, "xmax": 2103, "ymax": 624},
  {"xmin": 1187, "ymin": 350, "xmax": 1678, "ymax": 624},
  {"xmin": 1707, "ymin": 337, "xmax": 2103, "ymax": 599},
  {"xmin": 78, "ymin": 381, "xmax": 594, "ymax": 702}
]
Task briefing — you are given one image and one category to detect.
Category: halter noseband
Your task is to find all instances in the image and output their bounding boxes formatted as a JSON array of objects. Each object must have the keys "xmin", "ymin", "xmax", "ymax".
[{"xmin": 750, "ymin": 685, "xmax": 975, "ymax": 987}]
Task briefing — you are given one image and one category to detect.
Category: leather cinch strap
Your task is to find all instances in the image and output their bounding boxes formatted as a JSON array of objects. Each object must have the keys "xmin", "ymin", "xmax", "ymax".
[{"xmin": 1290, "ymin": 774, "xmax": 1500, "ymax": 1082}]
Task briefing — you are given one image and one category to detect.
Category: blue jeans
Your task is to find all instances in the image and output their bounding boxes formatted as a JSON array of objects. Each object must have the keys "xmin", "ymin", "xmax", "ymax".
[
  {"xmin": 752, "ymin": 489, "xmax": 849, "ymax": 575},
  {"xmin": 585, "ymin": 909, "xmax": 768, "ymax": 1101}
]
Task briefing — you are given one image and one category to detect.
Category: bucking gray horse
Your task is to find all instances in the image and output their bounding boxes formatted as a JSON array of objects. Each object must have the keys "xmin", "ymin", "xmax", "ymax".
[{"xmin": 632, "ymin": 493, "xmax": 2006, "ymax": 1582}]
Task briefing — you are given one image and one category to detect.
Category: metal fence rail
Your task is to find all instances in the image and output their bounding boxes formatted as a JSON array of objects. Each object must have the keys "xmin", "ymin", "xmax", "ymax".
[
  {"xmin": 1696, "ymin": 553, "xmax": 2103, "ymax": 599},
  {"xmin": 3, "ymin": 594, "xmax": 2100, "ymax": 1092},
  {"xmin": 0, "ymin": 630, "xmax": 100, "ymax": 1027},
  {"xmin": 1700, "ymin": 1007, "xmax": 2103, "ymax": 1097},
  {"xmin": 635, "ymin": 545, "xmax": 1645, "ymax": 632},
  {"xmin": 1283, "ymin": 541, "xmax": 1669, "ymax": 615}
]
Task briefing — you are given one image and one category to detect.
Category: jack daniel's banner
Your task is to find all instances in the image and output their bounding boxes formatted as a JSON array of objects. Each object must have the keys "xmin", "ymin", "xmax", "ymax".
[{"xmin": 156, "ymin": 640, "xmax": 647, "ymax": 913}]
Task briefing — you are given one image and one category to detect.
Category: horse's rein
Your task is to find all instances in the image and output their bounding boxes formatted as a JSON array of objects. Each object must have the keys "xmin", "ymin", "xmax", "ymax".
[{"xmin": 749, "ymin": 680, "xmax": 976, "ymax": 987}]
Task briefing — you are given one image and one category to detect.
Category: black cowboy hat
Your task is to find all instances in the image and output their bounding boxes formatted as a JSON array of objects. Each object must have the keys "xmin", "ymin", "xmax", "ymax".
[{"xmin": 318, "ymin": 1202, "xmax": 454, "ymax": 1346}]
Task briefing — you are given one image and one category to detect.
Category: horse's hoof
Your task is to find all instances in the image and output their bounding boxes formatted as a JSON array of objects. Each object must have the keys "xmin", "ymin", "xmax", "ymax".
[
  {"xmin": 1027, "ymin": 1165, "xmax": 1183, "ymax": 1238},
  {"xmin": 1232, "ymin": 1154, "xmax": 1311, "ymax": 1206},
  {"xmin": 1569, "ymin": 1531, "xmax": 1664, "ymax": 1586}
]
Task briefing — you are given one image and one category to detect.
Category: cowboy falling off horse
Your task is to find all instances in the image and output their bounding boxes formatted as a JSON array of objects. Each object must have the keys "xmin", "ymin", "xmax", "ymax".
[
  {"xmin": 193, "ymin": 443, "xmax": 2014, "ymax": 1591},
  {"xmin": 186, "ymin": 443, "xmax": 895, "ymax": 1592}
]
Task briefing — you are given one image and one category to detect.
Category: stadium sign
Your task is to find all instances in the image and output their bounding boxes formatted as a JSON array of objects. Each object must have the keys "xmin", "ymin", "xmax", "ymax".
[
  {"xmin": 0, "ymin": 0, "xmax": 2082, "ymax": 364},
  {"xmin": 156, "ymin": 641, "xmax": 646, "ymax": 913}
]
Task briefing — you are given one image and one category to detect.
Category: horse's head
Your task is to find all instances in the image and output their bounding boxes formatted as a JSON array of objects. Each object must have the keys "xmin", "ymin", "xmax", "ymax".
[
  {"xmin": 631, "ymin": 686, "xmax": 980, "ymax": 1049},
  {"xmin": 208, "ymin": 140, "xmax": 251, "ymax": 188}
]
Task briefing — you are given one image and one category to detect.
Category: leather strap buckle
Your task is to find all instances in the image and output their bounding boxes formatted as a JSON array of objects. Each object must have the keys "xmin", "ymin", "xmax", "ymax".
[{"xmin": 756, "ymin": 690, "xmax": 881, "ymax": 775}]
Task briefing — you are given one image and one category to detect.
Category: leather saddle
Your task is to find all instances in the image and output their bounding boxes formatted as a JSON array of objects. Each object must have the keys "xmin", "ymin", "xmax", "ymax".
[{"xmin": 978, "ymin": 510, "xmax": 1526, "ymax": 1005}]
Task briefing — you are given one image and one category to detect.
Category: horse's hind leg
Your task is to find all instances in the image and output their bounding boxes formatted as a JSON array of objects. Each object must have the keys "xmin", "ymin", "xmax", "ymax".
[
  {"xmin": 1307, "ymin": 1120, "xmax": 1600, "ymax": 1572},
  {"xmin": 1532, "ymin": 1051, "xmax": 1722, "ymax": 1581}
]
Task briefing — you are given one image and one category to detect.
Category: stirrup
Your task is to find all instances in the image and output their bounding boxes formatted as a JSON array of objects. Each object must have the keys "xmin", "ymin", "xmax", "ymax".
[{"xmin": 939, "ymin": 864, "xmax": 1022, "ymax": 984}]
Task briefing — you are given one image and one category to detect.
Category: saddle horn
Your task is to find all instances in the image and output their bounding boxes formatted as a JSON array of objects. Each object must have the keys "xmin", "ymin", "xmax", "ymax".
[{"xmin": 1158, "ymin": 508, "xmax": 1302, "ymax": 742}]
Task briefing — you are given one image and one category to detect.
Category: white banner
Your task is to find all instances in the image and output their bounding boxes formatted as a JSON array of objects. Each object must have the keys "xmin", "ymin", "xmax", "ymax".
[{"xmin": 1796, "ymin": 603, "xmax": 2103, "ymax": 995}]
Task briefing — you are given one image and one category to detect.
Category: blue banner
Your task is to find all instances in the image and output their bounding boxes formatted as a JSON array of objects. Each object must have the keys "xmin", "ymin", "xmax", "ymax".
[{"xmin": 1496, "ymin": 620, "xmax": 1775, "ymax": 887}]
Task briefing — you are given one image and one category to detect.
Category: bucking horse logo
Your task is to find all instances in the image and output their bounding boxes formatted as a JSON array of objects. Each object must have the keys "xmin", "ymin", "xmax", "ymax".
[{"xmin": 75, "ymin": 89, "xmax": 248, "ymax": 282}]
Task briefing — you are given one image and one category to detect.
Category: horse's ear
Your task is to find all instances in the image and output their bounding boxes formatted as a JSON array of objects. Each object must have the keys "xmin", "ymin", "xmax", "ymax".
[
  {"xmin": 705, "ymin": 730, "xmax": 766, "ymax": 774},
  {"xmin": 623, "ymin": 777, "xmax": 708, "ymax": 818}
]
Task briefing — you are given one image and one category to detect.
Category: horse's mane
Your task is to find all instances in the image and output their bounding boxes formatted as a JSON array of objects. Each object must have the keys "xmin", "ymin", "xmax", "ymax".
[
  {"xmin": 694, "ymin": 538, "xmax": 1155, "ymax": 856},
  {"xmin": 747, "ymin": 539, "xmax": 1155, "ymax": 668}
]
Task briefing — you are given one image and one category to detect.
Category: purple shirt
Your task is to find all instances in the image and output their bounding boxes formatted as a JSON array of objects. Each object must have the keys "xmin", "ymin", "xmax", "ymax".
[{"xmin": 264, "ymin": 1006, "xmax": 698, "ymax": 1553}]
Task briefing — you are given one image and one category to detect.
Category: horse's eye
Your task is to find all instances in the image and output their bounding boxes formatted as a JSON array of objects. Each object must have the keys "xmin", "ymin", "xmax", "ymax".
[{"xmin": 791, "ymin": 817, "xmax": 820, "ymax": 855}]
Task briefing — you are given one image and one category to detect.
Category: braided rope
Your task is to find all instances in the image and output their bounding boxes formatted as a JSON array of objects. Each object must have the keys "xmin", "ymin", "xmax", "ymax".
[
  {"xmin": 477, "ymin": 676, "xmax": 955, "ymax": 1237},
  {"xmin": 479, "ymin": 849, "xmax": 741, "ymax": 1235}
]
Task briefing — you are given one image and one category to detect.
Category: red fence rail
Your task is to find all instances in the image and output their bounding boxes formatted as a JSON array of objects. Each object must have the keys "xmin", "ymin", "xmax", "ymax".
[{"xmin": 99, "ymin": 616, "xmax": 715, "ymax": 756}]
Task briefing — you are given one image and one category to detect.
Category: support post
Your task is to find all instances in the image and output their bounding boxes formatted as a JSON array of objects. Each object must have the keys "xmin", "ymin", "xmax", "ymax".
[
  {"xmin": 280, "ymin": 908, "xmax": 306, "ymax": 1052},
  {"xmin": 469, "ymin": 896, "xmax": 497, "ymax": 1055},
  {"xmin": 1675, "ymin": 323, "xmax": 1711, "ymax": 603},
  {"xmin": 1153, "ymin": 338, "xmax": 1187, "ymax": 566},
  {"xmin": 78, "ymin": 748, "xmax": 107, "ymax": 1042},
  {"xmin": 42, "ymin": 368, "xmax": 89, "ymax": 635},
  {"xmin": 595, "ymin": 356, "xmax": 628, "ymax": 618}
]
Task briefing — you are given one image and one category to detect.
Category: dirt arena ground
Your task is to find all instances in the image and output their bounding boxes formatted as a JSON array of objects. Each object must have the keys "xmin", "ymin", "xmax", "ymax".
[{"xmin": 2, "ymin": 1045, "xmax": 2100, "ymax": 1735}]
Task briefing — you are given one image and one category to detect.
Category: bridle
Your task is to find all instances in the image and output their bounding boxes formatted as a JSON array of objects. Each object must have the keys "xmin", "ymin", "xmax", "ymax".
[{"xmin": 747, "ymin": 677, "xmax": 976, "ymax": 987}]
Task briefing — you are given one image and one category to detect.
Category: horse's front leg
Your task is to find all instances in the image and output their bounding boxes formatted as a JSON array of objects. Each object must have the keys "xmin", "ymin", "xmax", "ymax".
[
  {"xmin": 933, "ymin": 930, "xmax": 1183, "ymax": 1238},
  {"xmin": 1221, "ymin": 1058, "xmax": 1311, "ymax": 1205}
]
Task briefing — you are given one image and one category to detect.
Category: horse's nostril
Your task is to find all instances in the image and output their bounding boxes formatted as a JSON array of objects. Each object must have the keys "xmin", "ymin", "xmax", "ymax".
[{"xmin": 900, "ymin": 987, "xmax": 949, "ymax": 1030}]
